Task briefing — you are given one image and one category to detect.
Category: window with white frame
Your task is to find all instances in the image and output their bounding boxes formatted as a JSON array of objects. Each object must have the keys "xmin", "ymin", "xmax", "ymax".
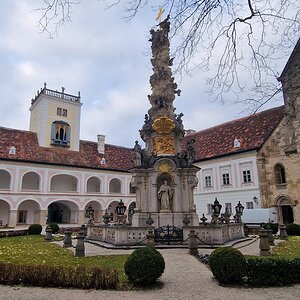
[
  {"xmin": 243, "ymin": 170, "xmax": 252, "ymax": 183},
  {"xmin": 225, "ymin": 203, "xmax": 232, "ymax": 214},
  {"xmin": 246, "ymin": 202, "xmax": 254, "ymax": 209},
  {"xmin": 222, "ymin": 173, "xmax": 230, "ymax": 185},
  {"xmin": 220, "ymin": 166, "xmax": 231, "ymax": 186},
  {"xmin": 207, "ymin": 204, "xmax": 213, "ymax": 215},
  {"xmin": 204, "ymin": 175, "xmax": 212, "ymax": 187},
  {"xmin": 240, "ymin": 163, "xmax": 253, "ymax": 185}
]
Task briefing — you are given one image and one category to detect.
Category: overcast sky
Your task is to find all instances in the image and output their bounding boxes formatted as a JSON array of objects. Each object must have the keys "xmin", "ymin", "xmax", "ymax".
[{"xmin": 0, "ymin": 1, "xmax": 290, "ymax": 148}]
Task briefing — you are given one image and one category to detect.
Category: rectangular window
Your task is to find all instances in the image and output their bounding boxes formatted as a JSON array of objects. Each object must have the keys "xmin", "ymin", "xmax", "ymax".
[
  {"xmin": 57, "ymin": 107, "xmax": 62, "ymax": 116},
  {"xmin": 62, "ymin": 109, "xmax": 68, "ymax": 117},
  {"xmin": 207, "ymin": 204, "xmax": 213, "ymax": 215},
  {"xmin": 222, "ymin": 173, "xmax": 230, "ymax": 185},
  {"xmin": 246, "ymin": 202, "xmax": 254, "ymax": 209},
  {"xmin": 204, "ymin": 176, "xmax": 212, "ymax": 187},
  {"xmin": 243, "ymin": 170, "xmax": 251, "ymax": 183},
  {"xmin": 225, "ymin": 203, "xmax": 232, "ymax": 214}
]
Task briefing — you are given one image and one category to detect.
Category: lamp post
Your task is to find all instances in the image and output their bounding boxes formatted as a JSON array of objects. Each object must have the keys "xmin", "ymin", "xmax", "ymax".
[
  {"xmin": 102, "ymin": 209, "xmax": 110, "ymax": 225},
  {"xmin": 211, "ymin": 198, "xmax": 222, "ymax": 224},
  {"xmin": 235, "ymin": 201, "xmax": 244, "ymax": 223},
  {"xmin": 115, "ymin": 199, "xmax": 127, "ymax": 225},
  {"xmin": 85, "ymin": 204, "xmax": 95, "ymax": 225}
]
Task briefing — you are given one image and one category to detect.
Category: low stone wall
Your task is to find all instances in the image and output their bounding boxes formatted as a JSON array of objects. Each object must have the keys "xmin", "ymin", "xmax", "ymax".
[
  {"xmin": 87, "ymin": 223, "xmax": 244, "ymax": 246},
  {"xmin": 87, "ymin": 225, "xmax": 150, "ymax": 246},
  {"xmin": 183, "ymin": 223, "xmax": 244, "ymax": 245}
]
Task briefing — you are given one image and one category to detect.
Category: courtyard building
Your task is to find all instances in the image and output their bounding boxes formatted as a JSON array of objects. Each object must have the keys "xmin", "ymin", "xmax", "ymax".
[{"xmin": 1, "ymin": 39, "xmax": 300, "ymax": 227}]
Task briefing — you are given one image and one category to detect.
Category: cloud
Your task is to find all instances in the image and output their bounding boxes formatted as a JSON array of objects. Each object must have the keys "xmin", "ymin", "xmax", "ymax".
[{"xmin": 0, "ymin": 0, "xmax": 286, "ymax": 149}]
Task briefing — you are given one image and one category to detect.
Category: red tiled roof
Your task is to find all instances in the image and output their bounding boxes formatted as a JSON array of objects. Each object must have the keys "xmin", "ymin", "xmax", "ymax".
[
  {"xmin": 0, "ymin": 106, "xmax": 284, "ymax": 169},
  {"xmin": 0, "ymin": 127, "xmax": 134, "ymax": 171},
  {"xmin": 184, "ymin": 106, "xmax": 285, "ymax": 162}
]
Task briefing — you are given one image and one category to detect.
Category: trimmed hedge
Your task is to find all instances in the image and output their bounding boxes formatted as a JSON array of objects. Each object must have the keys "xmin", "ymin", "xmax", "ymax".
[
  {"xmin": 262, "ymin": 223, "xmax": 279, "ymax": 234},
  {"xmin": 208, "ymin": 247, "xmax": 247, "ymax": 284},
  {"xmin": 0, "ymin": 263, "xmax": 119, "ymax": 289},
  {"xmin": 124, "ymin": 247, "xmax": 165, "ymax": 286},
  {"xmin": 246, "ymin": 257, "xmax": 300, "ymax": 286},
  {"xmin": 27, "ymin": 224, "xmax": 42, "ymax": 235},
  {"xmin": 49, "ymin": 223, "xmax": 60, "ymax": 234},
  {"xmin": 286, "ymin": 223, "xmax": 300, "ymax": 236}
]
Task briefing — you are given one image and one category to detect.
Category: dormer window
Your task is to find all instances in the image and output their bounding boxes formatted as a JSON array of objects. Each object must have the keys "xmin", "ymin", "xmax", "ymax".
[
  {"xmin": 9, "ymin": 146, "xmax": 16, "ymax": 155},
  {"xmin": 51, "ymin": 121, "xmax": 71, "ymax": 147},
  {"xmin": 100, "ymin": 158, "xmax": 106, "ymax": 164},
  {"xmin": 233, "ymin": 138, "xmax": 241, "ymax": 148}
]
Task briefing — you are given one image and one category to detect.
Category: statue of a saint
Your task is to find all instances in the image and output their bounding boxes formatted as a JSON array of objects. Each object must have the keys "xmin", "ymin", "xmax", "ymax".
[
  {"xmin": 157, "ymin": 180, "xmax": 174, "ymax": 210},
  {"xmin": 133, "ymin": 141, "xmax": 142, "ymax": 167}
]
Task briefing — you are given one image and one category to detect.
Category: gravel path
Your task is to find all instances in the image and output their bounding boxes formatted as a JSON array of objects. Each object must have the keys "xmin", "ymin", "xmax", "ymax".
[{"xmin": 1, "ymin": 238, "xmax": 300, "ymax": 300}]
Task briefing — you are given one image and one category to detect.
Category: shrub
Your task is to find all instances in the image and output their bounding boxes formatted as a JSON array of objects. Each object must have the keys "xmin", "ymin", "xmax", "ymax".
[
  {"xmin": 262, "ymin": 223, "xmax": 279, "ymax": 234},
  {"xmin": 208, "ymin": 247, "xmax": 247, "ymax": 284},
  {"xmin": 27, "ymin": 224, "xmax": 42, "ymax": 235},
  {"xmin": 286, "ymin": 223, "xmax": 300, "ymax": 236},
  {"xmin": 124, "ymin": 247, "xmax": 165, "ymax": 286},
  {"xmin": 246, "ymin": 257, "xmax": 300, "ymax": 286},
  {"xmin": 49, "ymin": 223, "xmax": 60, "ymax": 234},
  {"xmin": 0, "ymin": 263, "xmax": 119, "ymax": 289}
]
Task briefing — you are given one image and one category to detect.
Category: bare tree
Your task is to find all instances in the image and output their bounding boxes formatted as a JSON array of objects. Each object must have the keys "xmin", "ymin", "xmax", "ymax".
[{"xmin": 35, "ymin": 0, "xmax": 300, "ymax": 110}]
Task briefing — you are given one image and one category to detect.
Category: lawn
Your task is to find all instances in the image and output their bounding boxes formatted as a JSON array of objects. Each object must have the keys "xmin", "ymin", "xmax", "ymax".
[
  {"xmin": 272, "ymin": 236, "xmax": 300, "ymax": 258},
  {"xmin": 0, "ymin": 235, "xmax": 129, "ymax": 286}
]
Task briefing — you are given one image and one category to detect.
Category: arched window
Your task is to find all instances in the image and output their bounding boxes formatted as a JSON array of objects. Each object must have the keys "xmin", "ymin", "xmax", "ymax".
[
  {"xmin": 51, "ymin": 121, "xmax": 71, "ymax": 147},
  {"xmin": 22, "ymin": 172, "xmax": 40, "ymax": 190},
  {"xmin": 86, "ymin": 177, "xmax": 101, "ymax": 193},
  {"xmin": 50, "ymin": 174, "xmax": 78, "ymax": 192},
  {"xmin": 109, "ymin": 178, "xmax": 122, "ymax": 194},
  {"xmin": 0, "ymin": 170, "xmax": 11, "ymax": 190},
  {"xmin": 274, "ymin": 164, "xmax": 286, "ymax": 185}
]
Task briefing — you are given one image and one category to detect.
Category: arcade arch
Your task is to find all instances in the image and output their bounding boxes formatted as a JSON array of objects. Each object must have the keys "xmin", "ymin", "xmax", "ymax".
[
  {"xmin": 107, "ymin": 200, "xmax": 119, "ymax": 222},
  {"xmin": 50, "ymin": 174, "xmax": 78, "ymax": 192},
  {"xmin": 21, "ymin": 172, "xmax": 40, "ymax": 190},
  {"xmin": 0, "ymin": 200, "xmax": 10, "ymax": 226},
  {"xmin": 0, "ymin": 170, "xmax": 11, "ymax": 190},
  {"xmin": 85, "ymin": 201, "xmax": 103, "ymax": 223},
  {"xmin": 17, "ymin": 200, "xmax": 41, "ymax": 224},
  {"xmin": 47, "ymin": 200, "xmax": 79, "ymax": 224},
  {"xmin": 109, "ymin": 178, "xmax": 122, "ymax": 194},
  {"xmin": 86, "ymin": 177, "xmax": 101, "ymax": 193}
]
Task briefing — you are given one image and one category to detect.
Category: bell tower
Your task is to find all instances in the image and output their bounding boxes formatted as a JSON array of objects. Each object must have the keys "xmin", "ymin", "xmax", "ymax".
[
  {"xmin": 29, "ymin": 83, "xmax": 82, "ymax": 151},
  {"xmin": 131, "ymin": 17, "xmax": 199, "ymax": 228}
]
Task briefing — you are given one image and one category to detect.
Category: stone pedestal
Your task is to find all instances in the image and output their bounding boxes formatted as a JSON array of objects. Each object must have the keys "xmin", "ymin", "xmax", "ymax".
[
  {"xmin": 279, "ymin": 224, "xmax": 288, "ymax": 240},
  {"xmin": 259, "ymin": 229, "xmax": 271, "ymax": 256}
]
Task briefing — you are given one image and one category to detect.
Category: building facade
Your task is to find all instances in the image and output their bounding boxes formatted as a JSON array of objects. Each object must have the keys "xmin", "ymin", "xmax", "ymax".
[
  {"xmin": 0, "ymin": 86, "xmax": 135, "ymax": 227},
  {"xmin": 1, "ymin": 40, "xmax": 300, "ymax": 227},
  {"xmin": 257, "ymin": 39, "xmax": 300, "ymax": 224}
]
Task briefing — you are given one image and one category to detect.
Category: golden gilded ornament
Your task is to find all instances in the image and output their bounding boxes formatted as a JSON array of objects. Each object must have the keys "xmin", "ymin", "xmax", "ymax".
[
  {"xmin": 158, "ymin": 162, "xmax": 173, "ymax": 173},
  {"xmin": 152, "ymin": 116, "xmax": 175, "ymax": 134},
  {"xmin": 153, "ymin": 135, "xmax": 176, "ymax": 155}
]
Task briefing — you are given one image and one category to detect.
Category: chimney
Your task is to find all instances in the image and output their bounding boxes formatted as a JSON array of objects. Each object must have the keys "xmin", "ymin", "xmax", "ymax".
[{"xmin": 97, "ymin": 134, "xmax": 105, "ymax": 155}]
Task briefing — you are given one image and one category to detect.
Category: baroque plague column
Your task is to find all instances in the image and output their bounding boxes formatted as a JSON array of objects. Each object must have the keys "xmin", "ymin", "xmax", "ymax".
[{"xmin": 131, "ymin": 16, "xmax": 200, "ymax": 228}]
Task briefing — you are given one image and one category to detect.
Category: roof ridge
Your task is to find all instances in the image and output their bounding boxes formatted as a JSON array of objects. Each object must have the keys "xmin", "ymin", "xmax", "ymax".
[
  {"xmin": 186, "ymin": 105, "xmax": 284, "ymax": 136},
  {"xmin": 80, "ymin": 139, "xmax": 132, "ymax": 150}
]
